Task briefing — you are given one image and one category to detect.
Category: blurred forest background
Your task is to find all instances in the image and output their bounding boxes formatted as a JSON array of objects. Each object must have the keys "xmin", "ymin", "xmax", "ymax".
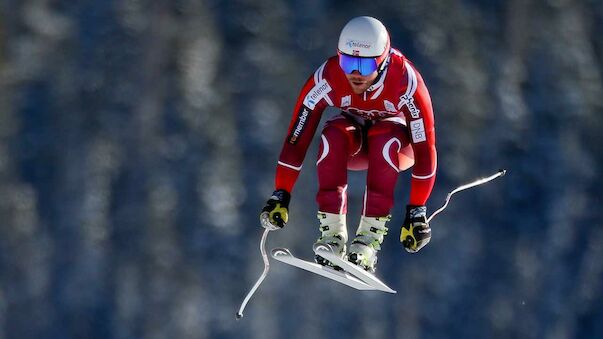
[{"xmin": 0, "ymin": 0, "xmax": 602, "ymax": 338}]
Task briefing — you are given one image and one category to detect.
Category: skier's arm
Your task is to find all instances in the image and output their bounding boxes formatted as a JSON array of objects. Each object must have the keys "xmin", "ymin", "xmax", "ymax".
[
  {"xmin": 399, "ymin": 63, "xmax": 436, "ymax": 252},
  {"xmin": 403, "ymin": 66, "xmax": 437, "ymax": 206},
  {"xmin": 261, "ymin": 65, "xmax": 333, "ymax": 230},
  {"xmin": 275, "ymin": 73, "xmax": 331, "ymax": 193}
]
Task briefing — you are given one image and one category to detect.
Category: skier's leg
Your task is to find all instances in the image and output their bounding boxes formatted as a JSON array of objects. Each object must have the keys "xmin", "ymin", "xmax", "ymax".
[
  {"xmin": 364, "ymin": 119, "xmax": 410, "ymax": 216},
  {"xmin": 314, "ymin": 115, "xmax": 362, "ymax": 265},
  {"xmin": 316, "ymin": 115, "xmax": 362, "ymax": 214},
  {"xmin": 349, "ymin": 120, "xmax": 410, "ymax": 272}
]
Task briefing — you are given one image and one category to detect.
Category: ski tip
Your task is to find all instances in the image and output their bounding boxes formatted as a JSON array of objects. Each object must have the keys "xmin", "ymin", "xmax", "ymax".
[
  {"xmin": 498, "ymin": 169, "xmax": 507, "ymax": 176},
  {"xmin": 236, "ymin": 312, "xmax": 243, "ymax": 320}
]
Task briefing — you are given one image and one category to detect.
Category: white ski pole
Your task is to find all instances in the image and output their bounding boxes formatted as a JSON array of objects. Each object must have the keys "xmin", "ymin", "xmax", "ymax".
[
  {"xmin": 236, "ymin": 228, "xmax": 271, "ymax": 319},
  {"xmin": 427, "ymin": 169, "xmax": 506, "ymax": 223},
  {"xmin": 236, "ymin": 170, "xmax": 505, "ymax": 318}
]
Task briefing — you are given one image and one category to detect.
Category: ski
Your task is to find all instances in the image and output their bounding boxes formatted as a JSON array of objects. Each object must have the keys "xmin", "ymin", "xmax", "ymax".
[
  {"xmin": 313, "ymin": 243, "xmax": 396, "ymax": 294},
  {"xmin": 271, "ymin": 248, "xmax": 377, "ymax": 291}
]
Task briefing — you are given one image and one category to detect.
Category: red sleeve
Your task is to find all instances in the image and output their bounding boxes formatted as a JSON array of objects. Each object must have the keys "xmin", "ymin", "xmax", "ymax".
[
  {"xmin": 401, "ymin": 63, "xmax": 437, "ymax": 206},
  {"xmin": 275, "ymin": 62, "xmax": 334, "ymax": 192}
]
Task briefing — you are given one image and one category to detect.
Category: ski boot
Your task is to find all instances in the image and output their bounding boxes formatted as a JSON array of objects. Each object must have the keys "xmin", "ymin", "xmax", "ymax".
[
  {"xmin": 348, "ymin": 215, "xmax": 390, "ymax": 273},
  {"xmin": 314, "ymin": 212, "xmax": 348, "ymax": 270}
]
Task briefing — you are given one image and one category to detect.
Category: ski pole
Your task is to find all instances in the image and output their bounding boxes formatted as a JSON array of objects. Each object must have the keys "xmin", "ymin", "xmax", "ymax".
[
  {"xmin": 427, "ymin": 169, "xmax": 506, "ymax": 223},
  {"xmin": 236, "ymin": 170, "xmax": 506, "ymax": 318},
  {"xmin": 236, "ymin": 228, "xmax": 271, "ymax": 319}
]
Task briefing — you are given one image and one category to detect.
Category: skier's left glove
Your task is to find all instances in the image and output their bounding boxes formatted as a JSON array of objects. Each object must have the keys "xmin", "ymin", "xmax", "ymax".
[
  {"xmin": 400, "ymin": 205, "xmax": 431, "ymax": 253},
  {"xmin": 260, "ymin": 189, "xmax": 291, "ymax": 230}
]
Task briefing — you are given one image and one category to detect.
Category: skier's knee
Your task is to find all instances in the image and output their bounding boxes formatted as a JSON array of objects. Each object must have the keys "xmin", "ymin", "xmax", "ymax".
[
  {"xmin": 380, "ymin": 137, "xmax": 402, "ymax": 172},
  {"xmin": 369, "ymin": 121, "xmax": 409, "ymax": 145},
  {"xmin": 322, "ymin": 122, "xmax": 351, "ymax": 141}
]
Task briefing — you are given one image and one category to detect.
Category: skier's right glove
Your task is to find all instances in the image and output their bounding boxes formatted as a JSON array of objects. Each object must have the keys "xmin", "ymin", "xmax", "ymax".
[
  {"xmin": 260, "ymin": 189, "xmax": 291, "ymax": 230},
  {"xmin": 400, "ymin": 205, "xmax": 431, "ymax": 253}
]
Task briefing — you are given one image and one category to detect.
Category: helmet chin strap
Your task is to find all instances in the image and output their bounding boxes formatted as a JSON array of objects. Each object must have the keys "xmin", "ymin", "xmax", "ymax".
[
  {"xmin": 370, "ymin": 49, "xmax": 391, "ymax": 85},
  {"xmin": 367, "ymin": 50, "xmax": 391, "ymax": 90},
  {"xmin": 377, "ymin": 49, "xmax": 392, "ymax": 74}
]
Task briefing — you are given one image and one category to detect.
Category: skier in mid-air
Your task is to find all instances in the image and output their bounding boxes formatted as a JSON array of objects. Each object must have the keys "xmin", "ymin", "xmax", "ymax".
[{"xmin": 260, "ymin": 16, "xmax": 437, "ymax": 273}]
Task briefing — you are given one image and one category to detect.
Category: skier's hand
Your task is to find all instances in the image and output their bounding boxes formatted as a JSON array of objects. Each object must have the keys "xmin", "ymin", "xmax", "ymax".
[
  {"xmin": 260, "ymin": 189, "xmax": 291, "ymax": 230},
  {"xmin": 400, "ymin": 205, "xmax": 431, "ymax": 253}
]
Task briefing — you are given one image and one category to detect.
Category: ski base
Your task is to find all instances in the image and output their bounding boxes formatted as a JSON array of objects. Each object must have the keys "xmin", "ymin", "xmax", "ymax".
[
  {"xmin": 313, "ymin": 243, "xmax": 396, "ymax": 294},
  {"xmin": 271, "ymin": 248, "xmax": 376, "ymax": 291}
]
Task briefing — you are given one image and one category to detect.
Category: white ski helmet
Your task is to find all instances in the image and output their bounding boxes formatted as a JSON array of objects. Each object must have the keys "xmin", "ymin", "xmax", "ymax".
[{"xmin": 337, "ymin": 16, "xmax": 390, "ymax": 75}]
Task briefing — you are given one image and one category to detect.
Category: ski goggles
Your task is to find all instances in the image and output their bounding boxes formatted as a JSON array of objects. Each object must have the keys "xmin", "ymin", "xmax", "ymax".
[{"xmin": 338, "ymin": 52, "xmax": 380, "ymax": 76}]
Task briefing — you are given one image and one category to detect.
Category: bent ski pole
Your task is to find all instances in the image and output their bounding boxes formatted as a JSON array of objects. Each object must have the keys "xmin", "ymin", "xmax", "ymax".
[
  {"xmin": 236, "ymin": 228, "xmax": 271, "ymax": 319},
  {"xmin": 427, "ymin": 169, "xmax": 506, "ymax": 223}
]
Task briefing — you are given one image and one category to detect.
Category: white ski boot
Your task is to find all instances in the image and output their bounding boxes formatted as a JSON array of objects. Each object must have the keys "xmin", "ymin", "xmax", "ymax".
[
  {"xmin": 314, "ymin": 212, "xmax": 348, "ymax": 269},
  {"xmin": 348, "ymin": 215, "xmax": 390, "ymax": 273}
]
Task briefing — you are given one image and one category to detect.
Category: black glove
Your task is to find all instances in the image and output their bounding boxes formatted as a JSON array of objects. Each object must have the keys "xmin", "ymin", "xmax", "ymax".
[
  {"xmin": 400, "ymin": 205, "xmax": 431, "ymax": 253},
  {"xmin": 260, "ymin": 189, "xmax": 291, "ymax": 230}
]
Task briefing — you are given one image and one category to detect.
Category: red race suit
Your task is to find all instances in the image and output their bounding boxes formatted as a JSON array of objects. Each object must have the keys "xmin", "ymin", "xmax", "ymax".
[{"xmin": 274, "ymin": 48, "xmax": 436, "ymax": 217}]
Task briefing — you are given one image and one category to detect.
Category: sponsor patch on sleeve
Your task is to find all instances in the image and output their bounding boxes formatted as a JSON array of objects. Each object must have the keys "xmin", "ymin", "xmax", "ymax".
[
  {"xmin": 398, "ymin": 94, "xmax": 421, "ymax": 118},
  {"xmin": 410, "ymin": 118, "xmax": 426, "ymax": 143},
  {"xmin": 287, "ymin": 106, "xmax": 311, "ymax": 144},
  {"xmin": 303, "ymin": 79, "xmax": 332, "ymax": 110}
]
